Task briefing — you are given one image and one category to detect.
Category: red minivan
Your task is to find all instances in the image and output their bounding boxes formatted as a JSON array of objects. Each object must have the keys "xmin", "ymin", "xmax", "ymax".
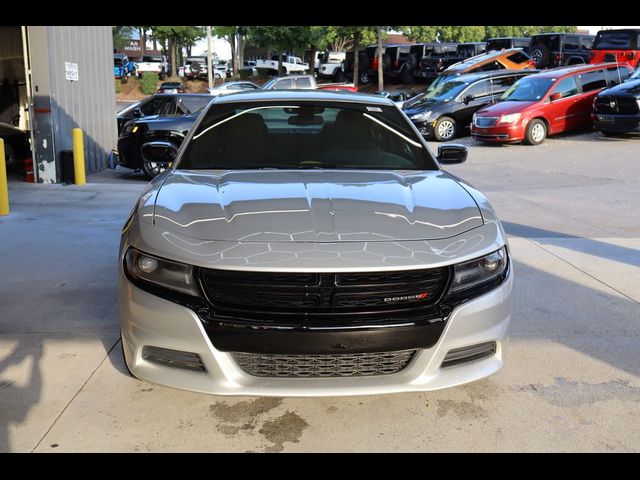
[
  {"xmin": 590, "ymin": 29, "xmax": 640, "ymax": 68},
  {"xmin": 470, "ymin": 63, "xmax": 633, "ymax": 145}
]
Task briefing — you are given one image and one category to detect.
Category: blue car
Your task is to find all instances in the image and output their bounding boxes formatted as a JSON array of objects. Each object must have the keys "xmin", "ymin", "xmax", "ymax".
[{"xmin": 114, "ymin": 54, "xmax": 137, "ymax": 82}]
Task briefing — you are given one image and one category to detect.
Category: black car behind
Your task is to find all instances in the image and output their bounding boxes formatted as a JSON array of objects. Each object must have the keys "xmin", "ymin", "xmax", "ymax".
[
  {"xmin": 593, "ymin": 67, "xmax": 640, "ymax": 135},
  {"xmin": 403, "ymin": 69, "xmax": 538, "ymax": 141},
  {"xmin": 116, "ymin": 95, "xmax": 211, "ymax": 178},
  {"xmin": 0, "ymin": 122, "xmax": 31, "ymax": 167}
]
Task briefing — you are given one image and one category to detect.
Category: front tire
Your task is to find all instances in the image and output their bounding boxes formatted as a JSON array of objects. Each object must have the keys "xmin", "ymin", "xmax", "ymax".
[
  {"xmin": 433, "ymin": 116, "xmax": 457, "ymax": 142},
  {"xmin": 359, "ymin": 72, "xmax": 369, "ymax": 84},
  {"xmin": 141, "ymin": 142, "xmax": 176, "ymax": 179},
  {"xmin": 524, "ymin": 119, "xmax": 547, "ymax": 145}
]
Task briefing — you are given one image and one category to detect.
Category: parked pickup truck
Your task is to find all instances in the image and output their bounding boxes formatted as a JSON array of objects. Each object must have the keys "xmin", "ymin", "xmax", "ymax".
[
  {"xmin": 136, "ymin": 55, "xmax": 169, "ymax": 80},
  {"xmin": 260, "ymin": 74, "xmax": 357, "ymax": 92},
  {"xmin": 317, "ymin": 52, "xmax": 347, "ymax": 81},
  {"xmin": 114, "ymin": 54, "xmax": 137, "ymax": 82},
  {"xmin": 256, "ymin": 55, "xmax": 309, "ymax": 75}
]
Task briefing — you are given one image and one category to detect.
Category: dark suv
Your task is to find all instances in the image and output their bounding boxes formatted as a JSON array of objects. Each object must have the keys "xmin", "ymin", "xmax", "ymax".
[
  {"xmin": 592, "ymin": 66, "xmax": 639, "ymax": 135},
  {"xmin": 382, "ymin": 45, "xmax": 414, "ymax": 83},
  {"xmin": 529, "ymin": 33, "xmax": 595, "ymax": 68},
  {"xmin": 485, "ymin": 37, "xmax": 530, "ymax": 51},
  {"xmin": 343, "ymin": 47, "xmax": 376, "ymax": 84},
  {"xmin": 413, "ymin": 43, "xmax": 460, "ymax": 82}
]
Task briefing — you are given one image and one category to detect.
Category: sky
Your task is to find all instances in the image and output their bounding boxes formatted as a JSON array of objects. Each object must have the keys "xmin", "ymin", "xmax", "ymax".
[{"xmin": 191, "ymin": 26, "xmax": 640, "ymax": 61}]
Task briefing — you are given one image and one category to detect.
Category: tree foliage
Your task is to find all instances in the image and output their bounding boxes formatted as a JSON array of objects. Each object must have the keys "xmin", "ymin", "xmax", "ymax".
[
  {"xmin": 402, "ymin": 25, "xmax": 577, "ymax": 43},
  {"xmin": 112, "ymin": 26, "xmax": 135, "ymax": 51}
]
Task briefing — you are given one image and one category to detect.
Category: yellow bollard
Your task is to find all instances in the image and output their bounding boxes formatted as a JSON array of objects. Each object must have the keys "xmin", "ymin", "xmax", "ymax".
[
  {"xmin": 72, "ymin": 128, "xmax": 86, "ymax": 185},
  {"xmin": 0, "ymin": 138, "xmax": 9, "ymax": 216}
]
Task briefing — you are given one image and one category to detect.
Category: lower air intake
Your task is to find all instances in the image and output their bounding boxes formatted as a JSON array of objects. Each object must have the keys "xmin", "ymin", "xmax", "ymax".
[
  {"xmin": 231, "ymin": 350, "xmax": 417, "ymax": 378},
  {"xmin": 142, "ymin": 346, "xmax": 206, "ymax": 372}
]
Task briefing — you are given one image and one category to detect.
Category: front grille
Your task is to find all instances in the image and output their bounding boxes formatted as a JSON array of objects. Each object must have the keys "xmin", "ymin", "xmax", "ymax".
[
  {"xmin": 474, "ymin": 116, "xmax": 499, "ymax": 128},
  {"xmin": 231, "ymin": 349, "xmax": 417, "ymax": 377},
  {"xmin": 595, "ymin": 96, "xmax": 640, "ymax": 115},
  {"xmin": 199, "ymin": 268, "xmax": 449, "ymax": 327}
]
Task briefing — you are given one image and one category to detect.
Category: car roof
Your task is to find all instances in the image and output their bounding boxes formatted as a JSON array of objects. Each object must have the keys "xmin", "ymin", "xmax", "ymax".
[
  {"xmin": 487, "ymin": 37, "xmax": 529, "ymax": 40},
  {"xmin": 212, "ymin": 89, "xmax": 395, "ymax": 106},
  {"xmin": 596, "ymin": 28, "xmax": 640, "ymax": 34},
  {"xmin": 532, "ymin": 62, "xmax": 626, "ymax": 79},
  {"xmin": 453, "ymin": 69, "xmax": 539, "ymax": 83},
  {"xmin": 446, "ymin": 48, "xmax": 529, "ymax": 70},
  {"xmin": 153, "ymin": 93, "xmax": 209, "ymax": 98}
]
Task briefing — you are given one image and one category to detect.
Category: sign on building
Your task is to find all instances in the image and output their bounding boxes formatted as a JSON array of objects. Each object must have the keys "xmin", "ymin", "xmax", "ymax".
[{"xmin": 65, "ymin": 62, "xmax": 78, "ymax": 81}]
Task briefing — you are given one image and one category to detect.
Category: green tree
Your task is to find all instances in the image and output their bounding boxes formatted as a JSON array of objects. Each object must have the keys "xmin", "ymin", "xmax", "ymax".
[
  {"xmin": 401, "ymin": 26, "xmax": 439, "ymax": 43},
  {"xmin": 332, "ymin": 26, "xmax": 377, "ymax": 87},
  {"xmin": 153, "ymin": 26, "xmax": 205, "ymax": 78},
  {"xmin": 112, "ymin": 26, "xmax": 134, "ymax": 51}
]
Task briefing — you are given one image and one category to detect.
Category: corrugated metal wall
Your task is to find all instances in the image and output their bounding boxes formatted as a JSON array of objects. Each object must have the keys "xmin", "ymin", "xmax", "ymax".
[{"xmin": 45, "ymin": 26, "xmax": 117, "ymax": 175}]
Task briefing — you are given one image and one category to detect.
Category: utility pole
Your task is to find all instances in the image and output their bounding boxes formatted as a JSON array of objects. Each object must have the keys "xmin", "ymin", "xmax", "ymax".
[
  {"xmin": 207, "ymin": 26, "xmax": 214, "ymax": 89},
  {"xmin": 377, "ymin": 26, "xmax": 383, "ymax": 93}
]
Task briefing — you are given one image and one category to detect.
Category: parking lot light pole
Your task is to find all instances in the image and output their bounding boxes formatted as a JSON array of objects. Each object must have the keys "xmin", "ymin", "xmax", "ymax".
[
  {"xmin": 207, "ymin": 26, "xmax": 214, "ymax": 89},
  {"xmin": 0, "ymin": 139, "xmax": 9, "ymax": 215},
  {"xmin": 72, "ymin": 128, "xmax": 86, "ymax": 185}
]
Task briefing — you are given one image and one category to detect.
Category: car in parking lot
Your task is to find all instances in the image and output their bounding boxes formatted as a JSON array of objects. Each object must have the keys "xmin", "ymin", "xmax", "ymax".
[
  {"xmin": 114, "ymin": 54, "xmax": 137, "ymax": 82},
  {"xmin": 116, "ymin": 93, "xmax": 208, "ymax": 134},
  {"xmin": 590, "ymin": 28, "xmax": 640, "ymax": 68},
  {"xmin": 443, "ymin": 48, "xmax": 536, "ymax": 78},
  {"xmin": 592, "ymin": 66, "xmax": 639, "ymax": 135},
  {"xmin": 471, "ymin": 63, "xmax": 633, "ymax": 145},
  {"xmin": 118, "ymin": 90, "xmax": 513, "ymax": 397},
  {"xmin": 157, "ymin": 82, "xmax": 186, "ymax": 94},
  {"xmin": 528, "ymin": 33, "xmax": 595, "ymax": 68},
  {"xmin": 207, "ymin": 81, "xmax": 260, "ymax": 96},
  {"xmin": 403, "ymin": 69, "xmax": 538, "ymax": 141},
  {"xmin": 485, "ymin": 37, "xmax": 530, "ymax": 51},
  {"xmin": 115, "ymin": 94, "xmax": 212, "ymax": 178}
]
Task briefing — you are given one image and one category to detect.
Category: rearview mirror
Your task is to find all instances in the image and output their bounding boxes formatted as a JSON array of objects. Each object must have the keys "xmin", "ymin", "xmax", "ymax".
[
  {"xmin": 140, "ymin": 141, "xmax": 178, "ymax": 166},
  {"xmin": 463, "ymin": 95, "xmax": 475, "ymax": 105},
  {"xmin": 437, "ymin": 144, "xmax": 467, "ymax": 164},
  {"xmin": 549, "ymin": 93, "xmax": 563, "ymax": 102}
]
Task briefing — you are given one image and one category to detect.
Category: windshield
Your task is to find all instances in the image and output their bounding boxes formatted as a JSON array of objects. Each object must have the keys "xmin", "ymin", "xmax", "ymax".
[
  {"xmin": 594, "ymin": 31, "xmax": 636, "ymax": 50},
  {"xmin": 261, "ymin": 78, "xmax": 279, "ymax": 89},
  {"xmin": 500, "ymin": 76, "xmax": 554, "ymax": 101},
  {"xmin": 631, "ymin": 69, "xmax": 640, "ymax": 80},
  {"xmin": 178, "ymin": 102, "xmax": 436, "ymax": 171},
  {"xmin": 418, "ymin": 79, "xmax": 468, "ymax": 104}
]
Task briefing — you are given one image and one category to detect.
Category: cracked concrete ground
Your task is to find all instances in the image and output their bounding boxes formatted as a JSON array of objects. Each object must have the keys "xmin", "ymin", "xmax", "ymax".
[{"xmin": 1, "ymin": 130, "xmax": 639, "ymax": 452}]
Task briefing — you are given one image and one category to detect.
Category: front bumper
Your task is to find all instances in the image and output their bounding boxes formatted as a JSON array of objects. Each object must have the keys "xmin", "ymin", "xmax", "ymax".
[
  {"xmin": 471, "ymin": 123, "xmax": 526, "ymax": 143},
  {"xmin": 119, "ymin": 267, "xmax": 512, "ymax": 397},
  {"xmin": 116, "ymin": 134, "xmax": 144, "ymax": 169},
  {"xmin": 592, "ymin": 112, "xmax": 640, "ymax": 132}
]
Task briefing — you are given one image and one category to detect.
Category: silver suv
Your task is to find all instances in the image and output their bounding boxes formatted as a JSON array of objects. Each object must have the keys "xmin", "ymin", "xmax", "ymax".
[{"xmin": 119, "ymin": 90, "xmax": 512, "ymax": 396}]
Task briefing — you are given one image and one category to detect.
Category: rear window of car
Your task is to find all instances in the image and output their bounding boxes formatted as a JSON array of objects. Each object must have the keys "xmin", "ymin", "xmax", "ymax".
[
  {"xmin": 178, "ymin": 103, "xmax": 436, "ymax": 171},
  {"xmin": 563, "ymin": 36, "xmax": 579, "ymax": 50},
  {"xmin": 579, "ymin": 69, "xmax": 607, "ymax": 92},
  {"xmin": 506, "ymin": 51, "xmax": 531, "ymax": 64},
  {"xmin": 176, "ymin": 96, "xmax": 211, "ymax": 115},
  {"xmin": 532, "ymin": 35, "xmax": 560, "ymax": 51},
  {"xmin": 295, "ymin": 77, "xmax": 312, "ymax": 89},
  {"xmin": 594, "ymin": 31, "xmax": 636, "ymax": 50},
  {"xmin": 605, "ymin": 66, "xmax": 631, "ymax": 85}
]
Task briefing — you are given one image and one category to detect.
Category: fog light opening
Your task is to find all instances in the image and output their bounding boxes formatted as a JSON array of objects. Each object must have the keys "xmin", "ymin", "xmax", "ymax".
[
  {"xmin": 142, "ymin": 346, "xmax": 206, "ymax": 372},
  {"xmin": 441, "ymin": 341, "xmax": 496, "ymax": 368}
]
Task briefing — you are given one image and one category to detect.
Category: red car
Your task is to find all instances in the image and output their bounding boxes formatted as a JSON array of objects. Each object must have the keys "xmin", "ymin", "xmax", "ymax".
[
  {"xmin": 470, "ymin": 63, "xmax": 633, "ymax": 145},
  {"xmin": 590, "ymin": 29, "xmax": 640, "ymax": 69}
]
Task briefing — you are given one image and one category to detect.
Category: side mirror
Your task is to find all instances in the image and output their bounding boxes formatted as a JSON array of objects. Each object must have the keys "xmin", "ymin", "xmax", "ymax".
[
  {"xmin": 463, "ymin": 95, "xmax": 475, "ymax": 105},
  {"xmin": 549, "ymin": 93, "xmax": 563, "ymax": 102},
  {"xmin": 437, "ymin": 144, "xmax": 467, "ymax": 165},
  {"xmin": 132, "ymin": 107, "xmax": 143, "ymax": 117},
  {"xmin": 140, "ymin": 141, "xmax": 178, "ymax": 166}
]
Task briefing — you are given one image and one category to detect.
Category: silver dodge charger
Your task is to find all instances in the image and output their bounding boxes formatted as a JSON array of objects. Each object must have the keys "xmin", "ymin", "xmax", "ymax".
[{"xmin": 119, "ymin": 90, "xmax": 512, "ymax": 396}]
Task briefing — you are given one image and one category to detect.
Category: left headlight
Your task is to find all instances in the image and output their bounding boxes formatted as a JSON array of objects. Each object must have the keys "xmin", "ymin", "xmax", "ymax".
[
  {"xmin": 449, "ymin": 247, "xmax": 508, "ymax": 293},
  {"xmin": 410, "ymin": 110, "xmax": 432, "ymax": 122},
  {"xmin": 124, "ymin": 247, "xmax": 200, "ymax": 297}
]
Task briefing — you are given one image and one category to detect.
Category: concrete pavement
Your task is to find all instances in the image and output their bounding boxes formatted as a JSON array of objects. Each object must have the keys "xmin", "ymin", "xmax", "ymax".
[{"xmin": 1, "ymin": 130, "xmax": 639, "ymax": 452}]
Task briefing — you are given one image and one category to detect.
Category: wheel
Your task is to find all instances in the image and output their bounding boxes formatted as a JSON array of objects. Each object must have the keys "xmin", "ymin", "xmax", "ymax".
[
  {"xmin": 359, "ymin": 71, "xmax": 369, "ymax": 84},
  {"xmin": 531, "ymin": 43, "xmax": 550, "ymax": 68},
  {"xmin": 159, "ymin": 71, "xmax": 166, "ymax": 81},
  {"xmin": 524, "ymin": 119, "xmax": 547, "ymax": 145},
  {"xmin": 334, "ymin": 70, "xmax": 346, "ymax": 82},
  {"xmin": 433, "ymin": 116, "xmax": 457, "ymax": 142},
  {"xmin": 400, "ymin": 68, "xmax": 413, "ymax": 84}
]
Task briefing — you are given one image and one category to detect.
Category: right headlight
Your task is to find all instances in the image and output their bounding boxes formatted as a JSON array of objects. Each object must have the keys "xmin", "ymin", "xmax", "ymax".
[
  {"xmin": 410, "ymin": 110, "xmax": 432, "ymax": 122},
  {"xmin": 124, "ymin": 247, "xmax": 200, "ymax": 297},
  {"xmin": 449, "ymin": 247, "xmax": 508, "ymax": 293}
]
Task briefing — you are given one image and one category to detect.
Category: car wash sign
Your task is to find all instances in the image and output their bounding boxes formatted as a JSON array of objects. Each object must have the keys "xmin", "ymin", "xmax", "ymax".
[{"xmin": 65, "ymin": 62, "xmax": 79, "ymax": 81}]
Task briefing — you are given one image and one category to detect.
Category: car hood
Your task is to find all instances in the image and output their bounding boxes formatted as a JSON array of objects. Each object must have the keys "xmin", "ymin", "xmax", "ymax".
[
  {"xmin": 152, "ymin": 169, "xmax": 484, "ymax": 242},
  {"xmin": 599, "ymin": 78, "xmax": 640, "ymax": 97},
  {"xmin": 0, "ymin": 122, "xmax": 26, "ymax": 137},
  {"xmin": 476, "ymin": 100, "xmax": 536, "ymax": 116}
]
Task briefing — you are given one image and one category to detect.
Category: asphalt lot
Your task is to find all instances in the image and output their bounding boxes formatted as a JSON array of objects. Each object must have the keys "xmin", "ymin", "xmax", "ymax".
[{"xmin": 1, "ymin": 129, "xmax": 639, "ymax": 452}]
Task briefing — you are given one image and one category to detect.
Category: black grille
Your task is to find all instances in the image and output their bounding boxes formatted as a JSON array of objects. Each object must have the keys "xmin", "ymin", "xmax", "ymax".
[
  {"xmin": 474, "ymin": 117, "xmax": 499, "ymax": 128},
  {"xmin": 595, "ymin": 96, "xmax": 640, "ymax": 115},
  {"xmin": 231, "ymin": 350, "xmax": 417, "ymax": 377},
  {"xmin": 199, "ymin": 268, "xmax": 449, "ymax": 327}
]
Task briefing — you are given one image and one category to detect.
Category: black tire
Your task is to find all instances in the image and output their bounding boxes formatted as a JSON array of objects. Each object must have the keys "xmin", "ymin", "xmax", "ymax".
[
  {"xmin": 334, "ymin": 70, "xmax": 346, "ymax": 82},
  {"xmin": 159, "ymin": 71, "xmax": 166, "ymax": 81},
  {"xmin": 433, "ymin": 116, "xmax": 457, "ymax": 142},
  {"xmin": 120, "ymin": 75, "xmax": 128, "ymax": 84},
  {"xmin": 524, "ymin": 119, "xmax": 547, "ymax": 145},
  {"xmin": 531, "ymin": 43, "xmax": 550, "ymax": 68},
  {"xmin": 359, "ymin": 71, "xmax": 369, "ymax": 84},
  {"xmin": 400, "ymin": 67, "xmax": 413, "ymax": 84}
]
